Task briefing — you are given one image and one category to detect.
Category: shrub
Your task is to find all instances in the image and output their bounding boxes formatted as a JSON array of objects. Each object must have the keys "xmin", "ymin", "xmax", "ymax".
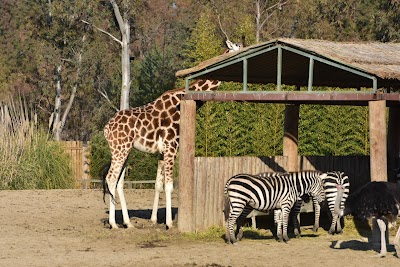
[{"xmin": 0, "ymin": 99, "xmax": 74, "ymax": 189}]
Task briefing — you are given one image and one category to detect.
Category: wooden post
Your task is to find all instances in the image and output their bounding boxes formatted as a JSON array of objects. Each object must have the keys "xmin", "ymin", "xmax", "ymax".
[
  {"xmin": 369, "ymin": 100, "xmax": 387, "ymax": 181},
  {"xmin": 387, "ymin": 107, "xmax": 400, "ymax": 182},
  {"xmin": 283, "ymin": 105, "xmax": 299, "ymax": 172},
  {"xmin": 178, "ymin": 100, "xmax": 196, "ymax": 232}
]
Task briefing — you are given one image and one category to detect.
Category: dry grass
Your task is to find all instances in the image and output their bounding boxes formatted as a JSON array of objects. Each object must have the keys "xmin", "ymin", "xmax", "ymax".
[{"xmin": 0, "ymin": 98, "xmax": 74, "ymax": 189}]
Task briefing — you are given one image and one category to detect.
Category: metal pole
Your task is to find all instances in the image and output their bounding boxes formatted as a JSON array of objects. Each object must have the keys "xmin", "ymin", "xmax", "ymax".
[
  {"xmin": 243, "ymin": 58, "xmax": 248, "ymax": 91},
  {"xmin": 308, "ymin": 58, "xmax": 314, "ymax": 92},
  {"xmin": 185, "ymin": 78, "xmax": 190, "ymax": 92},
  {"xmin": 277, "ymin": 46, "xmax": 282, "ymax": 91}
]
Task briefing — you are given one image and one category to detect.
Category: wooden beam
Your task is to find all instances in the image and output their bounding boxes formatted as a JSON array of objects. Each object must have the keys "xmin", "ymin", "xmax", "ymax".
[
  {"xmin": 369, "ymin": 100, "xmax": 387, "ymax": 181},
  {"xmin": 178, "ymin": 100, "xmax": 196, "ymax": 232},
  {"xmin": 283, "ymin": 105, "xmax": 299, "ymax": 172}
]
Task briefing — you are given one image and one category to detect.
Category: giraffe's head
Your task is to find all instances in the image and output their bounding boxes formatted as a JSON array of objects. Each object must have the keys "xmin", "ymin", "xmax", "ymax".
[{"xmin": 225, "ymin": 39, "xmax": 243, "ymax": 53}]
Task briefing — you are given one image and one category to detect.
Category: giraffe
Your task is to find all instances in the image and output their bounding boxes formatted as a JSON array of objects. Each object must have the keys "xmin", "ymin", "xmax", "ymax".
[{"xmin": 103, "ymin": 40, "xmax": 242, "ymax": 229}]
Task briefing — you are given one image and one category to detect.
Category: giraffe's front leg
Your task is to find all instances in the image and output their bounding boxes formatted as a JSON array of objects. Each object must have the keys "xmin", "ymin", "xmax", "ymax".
[
  {"xmin": 150, "ymin": 160, "xmax": 164, "ymax": 224},
  {"xmin": 163, "ymin": 151, "xmax": 176, "ymax": 229},
  {"xmin": 165, "ymin": 181, "xmax": 174, "ymax": 228}
]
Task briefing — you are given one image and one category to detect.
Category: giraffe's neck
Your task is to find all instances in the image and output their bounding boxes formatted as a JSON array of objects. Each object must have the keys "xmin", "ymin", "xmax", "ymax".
[{"xmin": 131, "ymin": 79, "xmax": 221, "ymax": 112}]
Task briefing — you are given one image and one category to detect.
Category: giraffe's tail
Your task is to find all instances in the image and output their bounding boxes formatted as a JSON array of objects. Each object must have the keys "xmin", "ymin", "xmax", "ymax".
[{"xmin": 101, "ymin": 162, "xmax": 114, "ymax": 204}]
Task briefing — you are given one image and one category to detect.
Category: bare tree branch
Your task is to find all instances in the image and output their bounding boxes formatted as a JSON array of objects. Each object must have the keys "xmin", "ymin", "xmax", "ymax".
[
  {"xmin": 259, "ymin": 1, "xmax": 289, "ymax": 30},
  {"xmin": 82, "ymin": 19, "xmax": 122, "ymax": 46},
  {"xmin": 97, "ymin": 88, "xmax": 119, "ymax": 112},
  {"xmin": 209, "ymin": 0, "xmax": 230, "ymax": 41}
]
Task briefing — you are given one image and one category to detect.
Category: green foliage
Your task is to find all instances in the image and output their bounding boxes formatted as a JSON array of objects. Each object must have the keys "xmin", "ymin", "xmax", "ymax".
[
  {"xmin": 182, "ymin": 10, "xmax": 223, "ymax": 67},
  {"xmin": 299, "ymin": 104, "xmax": 370, "ymax": 156},
  {"xmin": 0, "ymin": 99, "xmax": 74, "ymax": 189},
  {"xmin": 132, "ymin": 48, "xmax": 178, "ymax": 107}
]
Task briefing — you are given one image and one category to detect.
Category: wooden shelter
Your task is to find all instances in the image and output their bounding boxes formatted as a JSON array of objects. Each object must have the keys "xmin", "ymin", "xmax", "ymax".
[{"xmin": 175, "ymin": 39, "xmax": 400, "ymax": 232}]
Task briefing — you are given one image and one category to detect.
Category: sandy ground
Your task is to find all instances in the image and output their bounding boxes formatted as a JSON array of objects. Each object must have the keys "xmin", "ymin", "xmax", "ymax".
[{"xmin": 0, "ymin": 189, "xmax": 399, "ymax": 267}]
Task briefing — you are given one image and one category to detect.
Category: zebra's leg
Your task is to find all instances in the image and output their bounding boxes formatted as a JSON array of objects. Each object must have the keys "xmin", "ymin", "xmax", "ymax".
[
  {"xmin": 376, "ymin": 218, "xmax": 387, "ymax": 257},
  {"xmin": 335, "ymin": 215, "xmax": 343, "ymax": 234},
  {"xmin": 226, "ymin": 202, "xmax": 245, "ymax": 244},
  {"xmin": 236, "ymin": 207, "xmax": 253, "ymax": 241},
  {"xmin": 393, "ymin": 224, "xmax": 400, "ymax": 258},
  {"xmin": 312, "ymin": 197, "xmax": 320, "ymax": 232},
  {"xmin": 281, "ymin": 206, "xmax": 291, "ymax": 242},
  {"xmin": 274, "ymin": 209, "xmax": 282, "ymax": 240},
  {"xmin": 150, "ymin": 159, "xmax": 164, "ymax": 224},
  {"xmin": 328, "ymin": 212, "xmax": 338, "ymax": 235},
  {"xmin": 292, "ymin": 200, "xmax": 302, "ymax": 237}
]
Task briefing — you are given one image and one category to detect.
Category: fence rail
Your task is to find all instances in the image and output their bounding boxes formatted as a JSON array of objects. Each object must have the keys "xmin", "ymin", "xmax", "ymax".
[{"xmin": 90, "ymin": 179, "xmax": 156, "ymax": 189}]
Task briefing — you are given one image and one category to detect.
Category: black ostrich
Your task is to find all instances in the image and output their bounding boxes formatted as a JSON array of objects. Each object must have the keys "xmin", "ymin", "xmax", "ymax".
[{"xmin": 341, "ymin": 180, "xmax": 400, "ymax": 258}]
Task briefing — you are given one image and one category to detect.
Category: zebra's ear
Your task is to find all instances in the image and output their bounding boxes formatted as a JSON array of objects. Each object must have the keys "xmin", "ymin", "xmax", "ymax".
[{"xmin": 319, "ymin": 173, "xmax": 328, "ymax": 180}]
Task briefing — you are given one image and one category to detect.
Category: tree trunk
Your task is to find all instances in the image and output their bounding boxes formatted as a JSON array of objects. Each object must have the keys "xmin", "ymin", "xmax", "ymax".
[
  {"xmin": 110, "ymin": 0, "xmax": 131, "ymax": 110},
  {"xmin": 53, "ymin": 64, "xmax": 62, "ymax": 141}
]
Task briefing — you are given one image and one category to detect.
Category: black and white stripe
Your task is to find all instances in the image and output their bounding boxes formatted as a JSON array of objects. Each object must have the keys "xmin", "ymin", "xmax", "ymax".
[
  {"xmin": 224, "ymin": 171, "xmax": 326, "ymax": 243},
  {"xmin": 323, "ymin": 171, "xmax": 350, "ymax": 234},
  {"xmin": 265, "ymin": 171, "xmax": 350, "ymax": 237}
]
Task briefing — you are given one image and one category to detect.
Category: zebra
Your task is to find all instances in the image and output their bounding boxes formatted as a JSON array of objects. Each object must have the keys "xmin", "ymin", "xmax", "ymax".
[
  {"xmin": 323, "ymin": 171, "xmax": 350, "ymax": 234},
  {"xmin": 266, "ymin": 171, "xmax": 350, "ymax": 237},
  {"xmin": 257, "ymin": 172, "xmax": 321, "ymax": 237},
  {"xmin": 224, "ymin": 171, "xmax": 328, "ymax": 243}
]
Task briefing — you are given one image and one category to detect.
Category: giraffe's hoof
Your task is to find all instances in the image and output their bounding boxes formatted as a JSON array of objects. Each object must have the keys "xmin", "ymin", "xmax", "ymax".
[
  {"xmin": 109, "ymin": 223, "xmax": 119, "ymax": 229},
  {"xmin": 150, "ymin": 217, "xmax": 158, "ymax": 225},
  {"xmin": 374, "ymin": 253, "xmax": 386, "ymax": 258},
  {"xmin": 125, "ymin": 222, "xmax": 135, "ymax": 229}
]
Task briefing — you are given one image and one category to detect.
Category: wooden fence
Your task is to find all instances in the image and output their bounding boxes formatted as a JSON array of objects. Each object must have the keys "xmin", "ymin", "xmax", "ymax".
[
  {"xmin": 60, "ymin": 141, "xmax": 90, "ymax": 189},
  {"xmin": 190, "ymin": 155, "xmax": 370, "ymax": 231}
]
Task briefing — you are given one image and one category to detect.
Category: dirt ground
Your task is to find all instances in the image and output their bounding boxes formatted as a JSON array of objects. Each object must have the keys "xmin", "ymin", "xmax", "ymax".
[{"xmin": 0, "ymin": 189, "xmax": 399, "ymax": 267}]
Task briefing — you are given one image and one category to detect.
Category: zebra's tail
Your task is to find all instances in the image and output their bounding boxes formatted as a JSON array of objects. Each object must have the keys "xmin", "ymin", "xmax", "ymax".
[
  {"xmin": 223, "ymin": 178, "xmax": 232, "ymax": 221},
  {"xmin": 334, "ymin": 184, "xmax": 344, "ymax": 216},
  {"xmin": 224, "ymin": 194, "xmax": 231, "ymax": 222}
]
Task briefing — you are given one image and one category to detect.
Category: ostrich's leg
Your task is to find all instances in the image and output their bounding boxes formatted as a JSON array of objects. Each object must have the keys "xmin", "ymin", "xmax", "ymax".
[
  {"xmin": 393, "ymin": 225, "xmax": 400, "ymax": 258},
  {"xmin": 376, "ymin": 218, "xmax": 387, "ymax": 257}
]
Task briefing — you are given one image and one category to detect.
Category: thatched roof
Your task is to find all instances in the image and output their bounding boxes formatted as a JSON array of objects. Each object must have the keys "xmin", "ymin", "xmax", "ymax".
[{"xmin": 176, "ymin": 38, "xmax": 400, "ymax": 89}]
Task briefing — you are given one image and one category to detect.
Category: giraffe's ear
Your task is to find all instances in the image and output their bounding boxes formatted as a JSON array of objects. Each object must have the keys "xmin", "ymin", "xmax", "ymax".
[{"xmin": 226, "ymin": 40, "xmax": 234, "ymax": 50}]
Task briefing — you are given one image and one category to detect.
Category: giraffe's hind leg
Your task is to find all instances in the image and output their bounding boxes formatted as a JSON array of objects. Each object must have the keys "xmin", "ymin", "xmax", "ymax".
[
  {"xmin": 117, "ymin": 167, "xmax": 134, "ymax": 228},
  {"xmin": 106, "ymin": 153, "xmax": 130, "ymax": 229}
]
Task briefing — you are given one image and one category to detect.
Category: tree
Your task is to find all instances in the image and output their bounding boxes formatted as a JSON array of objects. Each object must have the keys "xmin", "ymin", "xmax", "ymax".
[{"xmin": 254, "ymin": 0, "xmax": 289, "ymax": 43}]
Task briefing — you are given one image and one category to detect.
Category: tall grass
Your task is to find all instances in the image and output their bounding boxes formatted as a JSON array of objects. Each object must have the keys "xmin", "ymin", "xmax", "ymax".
[{"xmin": 0, "ymin": 99, "xmax": 75, "ymax": 189}]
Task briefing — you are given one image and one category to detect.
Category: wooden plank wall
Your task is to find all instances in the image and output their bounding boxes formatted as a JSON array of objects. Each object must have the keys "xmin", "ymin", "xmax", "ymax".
[
  {"xmin": 60, "ymin": 141, "xmax": 90, "ymax": 189},
  {"xmin": 192, "ymin": 155, "xmax": 370, "ymax": 231}
]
